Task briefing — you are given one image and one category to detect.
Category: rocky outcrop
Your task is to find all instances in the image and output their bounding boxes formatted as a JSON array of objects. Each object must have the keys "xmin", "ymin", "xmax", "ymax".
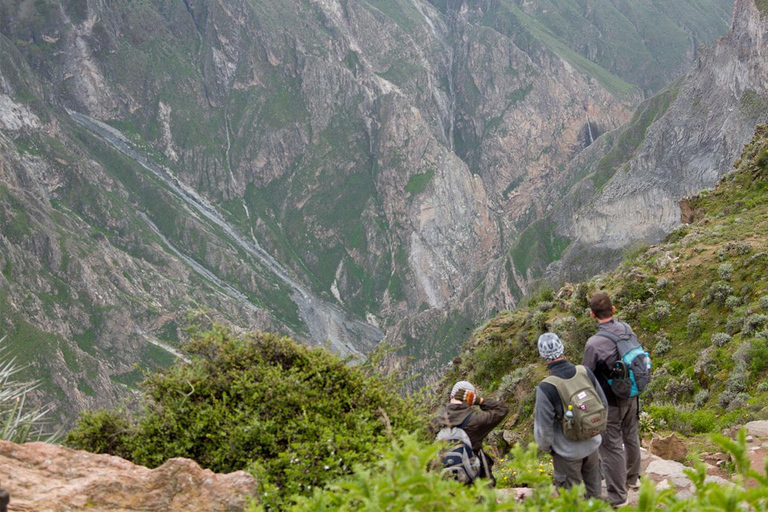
[
  {"xmin": 650, "ymin": 433, "xmax": 688, "ymax": 463},
  {"xmin": 0, "ymin": 441, "xmax": 258, "ymax": 511},
  {"xmin": 554, "ymin": 0, "xmax": 768, "ymax": 278}
]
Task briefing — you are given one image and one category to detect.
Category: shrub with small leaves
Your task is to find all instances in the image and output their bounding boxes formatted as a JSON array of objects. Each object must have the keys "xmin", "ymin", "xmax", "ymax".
[
  {"xmin": 706, "ymin": 281, "xmax": 734, "ymax": 306},
  {"xmin": 537, "ymin": 301, "xmax": 556, "ymax": 312},
  {"xmin": 67, "ymin": 326, "xmax": 425, "ymax": 509},
  {"xmin": 718, "ymin": 263, "xmax": 734, "ymax": 281},
  {"xmin": 719, "ymin": 389, "xmax": 738, "ymax": 408},
  {"xmin": 711, "ymin": 332, "xmax": 732, "ymax": 347},
  {"xmin": 759, "ymin": 295, "xmax": 768, "ymax": 310},
  {"xmin": 655, "ymin": 337, "xmax": 672, "ymax": 356},
  {"xmin": 664, "ymin": 376, "xmax": 695, "ymax": 401},
  {"xmin": 687, "ymin": 313, "xmax": 704, "ymax": 340},
  {"xmin": 652, "ymin": 300, "xmax": 672, "ymax": 321},
  {"xmin": 550, "ymin": 316, "xmax": 577, "ymax": 337},
  {"xmin": 694, "ymin": 389, "xmax": 710, "ymax": 408},
  {"xmin": 530, "ymin": 311, "xmax": 548, "ymax": 334},
  {"xmin": 725, "ymin": 295, "xmax": 743, "ymax": 309},
  {"xmin": 726, "ymin": 313, "xmax": 744, "ymax": 334},
  {"xmin": 758, "ymin": 382, "xmax": 768, "ymax": 393},
  {"xmin": 743, "ymin": 314, "xmax": 768, "ymax": 337},
  {"xmin": 498, "ymin": 364, "xmax": 536, "ymax": 401},
  {"xmin": 728, "ymin": 392, "xmax": 750, "ymax": 412},
  {"xmin": 656, "ymin": 277, "xmax": 670, "ymax": 288}
]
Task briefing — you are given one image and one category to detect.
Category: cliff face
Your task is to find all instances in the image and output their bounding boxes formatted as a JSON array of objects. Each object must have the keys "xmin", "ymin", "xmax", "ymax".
[
  {"xmin": 0, "ymin": 0, "xmax": 734, "ymax": 418},
  {"xmin": 551, "ymin": 0, "xmax": 768, "ymax": 280}
]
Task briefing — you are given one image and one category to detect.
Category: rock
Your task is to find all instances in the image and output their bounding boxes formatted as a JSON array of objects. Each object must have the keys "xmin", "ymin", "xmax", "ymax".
[
  {"xmin": 745, "ymin": 420, "xmax": 768, "ymax": 438},
  {"xmin": 650, "ymin": 433, "xmax": 688, "ymax": 462},
  {"xmin": 644, "ymin": 459, "xmax": 729, "ymax": 500},
  {"xmin": 0, "ymin": 441, "xmax": 258, "ymax": 511},
  {"xmin": 747, "ymin": 435, "xmax": 755, "ymax": 443}
]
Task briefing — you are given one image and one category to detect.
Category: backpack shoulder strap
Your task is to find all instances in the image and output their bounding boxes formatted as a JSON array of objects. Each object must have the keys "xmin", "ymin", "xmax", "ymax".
[
  {"xmin": 598, "ymin": 322, "xmax": 629, "ymax": 344},
  {"xmin": 457, "ymin": 412, "xmax": 473, "ymax": 430}
]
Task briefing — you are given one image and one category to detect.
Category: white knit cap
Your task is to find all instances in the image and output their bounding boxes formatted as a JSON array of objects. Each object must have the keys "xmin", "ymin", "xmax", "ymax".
[
  {"xmin": 538, "ymin": 333, "xmax": 565, "ymax": 360},
  {"xmin": 450, "ymin": 380, "xmax": 476, "ymax": 398}
]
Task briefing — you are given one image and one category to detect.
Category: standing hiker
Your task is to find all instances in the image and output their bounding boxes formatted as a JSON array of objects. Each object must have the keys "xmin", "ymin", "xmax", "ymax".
[
  {"xmin": 534, "ymin": 333, "xmax": 607, "ymax": 499},
  {"xmin": 432, "ymin": 381, "xmax": 509, "ymax": 485},
  {"xmin": 582, "ymin": 292, "xmax": 649, "ymax": 508}
]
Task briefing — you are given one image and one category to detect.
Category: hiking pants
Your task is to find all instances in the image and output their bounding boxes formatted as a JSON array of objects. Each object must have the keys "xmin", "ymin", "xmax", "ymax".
[
  {"xmin": 600, "ymin": 398, "xmax": 641, "ymax": 505},
  {"xmin": 552, "ymin": 449, "xmax": 601, "ymax": 498}
]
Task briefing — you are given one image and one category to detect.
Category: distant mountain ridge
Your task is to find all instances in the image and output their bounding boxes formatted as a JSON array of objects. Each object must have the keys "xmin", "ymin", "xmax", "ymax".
[{"xmin": 0, "ymin": 0, "xmax": 734, "ymax": 422}]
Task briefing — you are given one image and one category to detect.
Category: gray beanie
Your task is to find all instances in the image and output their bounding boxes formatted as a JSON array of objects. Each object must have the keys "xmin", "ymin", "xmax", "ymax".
[
  {"xmin": 538, "ymin": 333, "xmax": 565, "ymax": 361},
  {"xmin": 450, "ymin": 380, "xmax": 476, "ymax": 398}
]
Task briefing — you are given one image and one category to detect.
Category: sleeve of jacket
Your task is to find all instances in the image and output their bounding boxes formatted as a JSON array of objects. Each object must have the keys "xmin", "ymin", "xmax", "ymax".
[
  {"xmin": 533, "ymin": 386, "xmax": 555, "ymax": 453},
  {"xmin": 475, "ymin": 399, "xmax": 509, "ymax": 428},
  {"xmin": 587, "ymin": 366, "xmax": 608, "ymax": 408}
]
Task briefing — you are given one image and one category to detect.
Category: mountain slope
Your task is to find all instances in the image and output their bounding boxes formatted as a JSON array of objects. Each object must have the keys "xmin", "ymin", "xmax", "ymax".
[
  {"xmin": 440, "ymin": 125, "xmax": 768, "ymax": 437},
  {"xmin": 0, "ymin": 0, "xmax": 734, "ymax": 420}
]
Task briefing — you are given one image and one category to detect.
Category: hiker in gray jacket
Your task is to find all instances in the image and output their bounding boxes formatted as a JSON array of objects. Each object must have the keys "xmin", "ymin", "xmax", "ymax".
[
  {"xmin": 582, "ymin": 292, "xmax": 642, "ymax": 508},
  {"xmin": 534, "ymin": 333, "xmax": 607, "ymax": 499}
]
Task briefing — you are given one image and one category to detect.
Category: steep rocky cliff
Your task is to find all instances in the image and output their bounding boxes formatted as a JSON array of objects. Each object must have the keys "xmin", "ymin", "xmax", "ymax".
[
  {"xmin": 0, "ymin": 0, "xmax": 734, "ymax": 419},
  {"xmin": 549, "ymin": 0, "xmax": 768, "ymax": 281}
]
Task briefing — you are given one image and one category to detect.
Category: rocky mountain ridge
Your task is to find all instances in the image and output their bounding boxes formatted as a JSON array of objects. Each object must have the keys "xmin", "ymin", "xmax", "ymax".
[{"xmin": 0, "ymin": 0, "xmax": 735, "ymax": 421}]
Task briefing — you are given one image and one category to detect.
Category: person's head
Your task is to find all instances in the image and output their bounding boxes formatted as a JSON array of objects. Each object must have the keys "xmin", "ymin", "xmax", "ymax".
[
  {"xmin": 537, "ymin": 333, "xmax": 565, "ymax": 362},
  {"xmin": 589, "ymin": 292, "xmax": 615, "ymax": 321},
  {"xmin": 450, "ymin": 381, "xmax": 476, "ymax": 404}
]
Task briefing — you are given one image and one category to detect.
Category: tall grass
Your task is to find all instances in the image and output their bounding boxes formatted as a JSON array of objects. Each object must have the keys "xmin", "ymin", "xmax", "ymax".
[{"xmin": 0, "ymin": 337, "xmax": 57, "ymax": 443}]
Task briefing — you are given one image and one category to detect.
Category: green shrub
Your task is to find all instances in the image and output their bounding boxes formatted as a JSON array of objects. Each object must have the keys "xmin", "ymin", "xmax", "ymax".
[
  {"xmin": 651, "ymin": 300, "xmax": 671, "ymax": 321},
  {"xmin": 687, "ymin": 313, "xmax": 704, "ymax": 340},
  {"xmin": 743, "ymin": 314, "xmax": 768, "ymax": 336},
  {"xmin": 66, "ymin": 326, "xmax": 425, "ymax": 508},
  {"xmin": 712, "ymin": 332, "xmax": 732, "ymax": 347},
  {"xmin": 706, "ymin": 281, "xmax": 733, "ymax": 306},
  {"xmin": 725, "ymin": 295, "xmax": 743, "ymax": 309},
  {"xmin": 758, "ymin": 295, "xmax": 768, "ymax": 310},
  {"xmin": 275, "ymin": 437, "xmax": 612, "ymax": 512},
  {"xmin": 748, "ymin": 338, "xmax": 768, "ymax": 373},
  {"xmin": 718, "ymin": 263, "xmax": 734, "ymax": 281}
]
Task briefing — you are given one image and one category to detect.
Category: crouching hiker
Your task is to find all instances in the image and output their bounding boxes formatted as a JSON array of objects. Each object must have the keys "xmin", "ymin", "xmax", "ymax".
[
  {"xmin": 432, "ymin": 381, "xmax": 509, "ymax": 485},
  {"xmin": 534, "ymin": 333, "xmax": 607, "ymax": 499}
]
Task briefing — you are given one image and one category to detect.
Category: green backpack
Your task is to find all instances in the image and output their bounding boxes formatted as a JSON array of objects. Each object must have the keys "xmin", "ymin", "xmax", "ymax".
[{"xmin": 543, "ymin": 365, "xmax": 607, "ymax": 442}]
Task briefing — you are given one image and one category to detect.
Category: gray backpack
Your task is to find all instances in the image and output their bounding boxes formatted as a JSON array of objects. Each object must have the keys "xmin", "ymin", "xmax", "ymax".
[{"xmin": 435, "ymin": 413, "xmax": 481, "ymax": 484}]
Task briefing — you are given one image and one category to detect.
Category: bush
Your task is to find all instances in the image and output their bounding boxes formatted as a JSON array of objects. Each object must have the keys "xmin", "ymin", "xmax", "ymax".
[
  {"xmin": 688, "ymin": 313, "xmax": 704, "ymax": 340},
  {"xmin": 694, "ymin": 389, "xmax": 710, "ymax": 408},
  {"xmin": 66, "ymin": 327, "xmax": 425, "ymax": 508},
  {"xmin": 725, "ymin": 295, "xmax": 743, "ymax": 309},
  {"xmin": 706, "ymin": 281, "xmax": 734, "ymax": 306},
  {"xmin": 743, "ymin": 314, "xmax": 768, "ymax": 336},
  {"xmin": 652, "ymin": 300, "xmax": 671, "ymax": 321},
  {"xmin": 718, "ymin": 263, "xmax": 734, "ymax": 281},
  {"xmin": 711, "ymin": 332, "xmax": 732, "ymax": 347},
  {"xmin": 758, "ymin": 295, "xmax": 768, "ymax": 310},
  {"xmin": 654, "ymin": 336, "xmax": 672, "ymax": 356},
  {"xmin": 748, "ymin": 338, "xmax": 768, "ymax": 373}
]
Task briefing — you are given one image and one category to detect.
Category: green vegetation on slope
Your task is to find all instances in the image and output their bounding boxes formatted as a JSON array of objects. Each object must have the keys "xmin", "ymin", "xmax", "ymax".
[
  {"xmin": 443, "ymin": 125, "xmax": 768, "ymax": 437},
  {"xmin": 65, "ymin": 326, "xmax": 425, "ymax": 509}
]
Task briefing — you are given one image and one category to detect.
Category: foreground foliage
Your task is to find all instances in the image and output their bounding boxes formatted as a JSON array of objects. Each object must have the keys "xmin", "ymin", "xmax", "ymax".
[
  {"xmin": 65, "ymin": 327, "xmax": 425, "ymax": 508},
  {"xmin": 0, "ymin": 336, "xmax": 56, "ymax": 443},
  {"xmin": 267, "ymin": 428, "xmax": 768, "ymax": 512}
]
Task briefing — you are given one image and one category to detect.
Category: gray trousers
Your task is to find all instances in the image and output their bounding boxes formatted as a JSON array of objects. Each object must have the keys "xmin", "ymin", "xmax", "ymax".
[
  {"xmin": 553, "ymin": 449, "xmax": 602, "ymax": 498},
  {"xmin": 600, "ymin": 398, "xmax": 641, "ymax": 505}
]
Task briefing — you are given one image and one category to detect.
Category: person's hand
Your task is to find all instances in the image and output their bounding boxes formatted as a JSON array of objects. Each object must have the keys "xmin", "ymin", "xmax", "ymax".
[{"xmin": 454, "ymin": 389, "xmax": 482, "ymax": 405}]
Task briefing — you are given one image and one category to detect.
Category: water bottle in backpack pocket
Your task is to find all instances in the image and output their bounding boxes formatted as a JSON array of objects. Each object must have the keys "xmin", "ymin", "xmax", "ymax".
[{"xmin": 601, "ymin": 323, "xmax": 652, "ymax": 399}]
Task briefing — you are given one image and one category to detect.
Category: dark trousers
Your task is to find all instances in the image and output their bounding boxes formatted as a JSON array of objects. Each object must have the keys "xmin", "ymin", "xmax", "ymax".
[
  {"xmin": 600, "ymin": 398, "xmax": 641, "ymax": 505},
  {"xmin": 553, "ymin": 449, "xmax": 602, "ymax": 498}
]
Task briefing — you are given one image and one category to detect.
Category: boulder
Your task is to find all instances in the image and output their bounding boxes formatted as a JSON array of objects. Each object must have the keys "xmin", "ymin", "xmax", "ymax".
[
  {"xmin": 649, "ymin": 433, "xmax": 688, "ymax": 462},
  {"xmin": 745, "ymin": 420, "xmax": 768, "ymax": 439},
  {"xmin": 0, "ymin": 440, "xmax": 258, "ymax": 511}
]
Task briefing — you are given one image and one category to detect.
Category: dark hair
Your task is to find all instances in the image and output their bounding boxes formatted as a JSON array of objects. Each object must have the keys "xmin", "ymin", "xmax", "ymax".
[{"xmin": 590, "ymin": 292, "xmax": 614, "ymax": 319}]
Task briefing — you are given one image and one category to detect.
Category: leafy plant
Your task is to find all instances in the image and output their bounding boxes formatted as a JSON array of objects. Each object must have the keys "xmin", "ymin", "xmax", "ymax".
[
  {"xmin": 66, "ymin": 326, "xmax": 425, "ymax": 508},
  {"xmin": 0, "ymin": 337, "xmax": 57, "ymax": 443}
]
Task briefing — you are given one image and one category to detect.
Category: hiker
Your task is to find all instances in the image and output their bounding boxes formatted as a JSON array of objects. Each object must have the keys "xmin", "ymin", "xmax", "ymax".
[
  {"xmin": 534, "ymin": 333, "xmax": 607, "ymax": 499},
  {"xmin": 432, "ymin": 381, "xmax": 509, "ymax": 485},
  {"xmin": 582, "ymin": 292, "xmax": 645, "ymax": 508}
]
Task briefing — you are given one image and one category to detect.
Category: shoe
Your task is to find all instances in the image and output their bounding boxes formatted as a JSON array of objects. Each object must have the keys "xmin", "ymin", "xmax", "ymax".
[
  {"xmin": 612, "ymin": 499, "xmax": 629, "ymax": 509},
  {"xmin": 627, "ymin": 481, "xmax": 640, "ymax": 491}
]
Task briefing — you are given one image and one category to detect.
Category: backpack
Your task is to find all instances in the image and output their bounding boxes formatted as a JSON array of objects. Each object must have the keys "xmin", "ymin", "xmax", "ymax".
[
  {"xmin": 543, "ymin": 365, "xmax": 607, "ymax": 442},
  {"xmin": 600, "ymin": 322, "xmax": 652, "ymax": 399},
  {"xmin": 435, "ymin": 413, "xmax": 481, "ymax": 484}
]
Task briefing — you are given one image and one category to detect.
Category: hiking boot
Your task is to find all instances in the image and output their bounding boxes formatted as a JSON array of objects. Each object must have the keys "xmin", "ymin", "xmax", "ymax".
[
  {"xmin": 612, "ymin": 498, "xmax": 629, "ymax": 509},
  {"xmin": 627, "ymin": 481, "xmax": 640, "ymax": 491}
]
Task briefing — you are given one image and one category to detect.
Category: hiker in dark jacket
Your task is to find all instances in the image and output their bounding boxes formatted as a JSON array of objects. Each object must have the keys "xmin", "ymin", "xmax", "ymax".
[
  {"xmin": 432, "ymin": 381, "xmax": 509, "ymax": 482},
  {"xmin": 582, "ymin": 292, "xmax": 642, "ymax": 508},
  {"xmin": 534, "ymin": 333, "xmax": 607, "ymax": 499}
]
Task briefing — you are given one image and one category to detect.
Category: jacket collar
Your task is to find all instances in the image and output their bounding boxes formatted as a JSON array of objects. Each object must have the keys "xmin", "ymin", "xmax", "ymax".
[{"xmin": 546, "ymin": 358, "xmax": 570, "ymax": 372}]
